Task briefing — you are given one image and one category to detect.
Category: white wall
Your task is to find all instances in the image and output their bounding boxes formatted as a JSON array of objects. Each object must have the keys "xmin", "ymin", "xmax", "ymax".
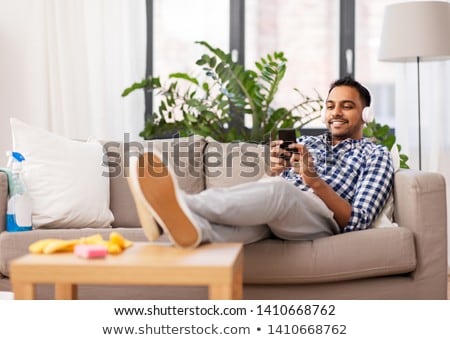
[
  {"xmin": 0, "ymin": 0, "xmax": 146, "ymax": 166},
  {"xmin": 0, "ymin": 1, "xmax": 40, "ymax": 165}
]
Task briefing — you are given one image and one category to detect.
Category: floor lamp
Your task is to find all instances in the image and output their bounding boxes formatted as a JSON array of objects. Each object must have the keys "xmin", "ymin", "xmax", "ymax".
[{"xmin": 378, "ymin": 1, "xmax": 450, "ymax": 170}]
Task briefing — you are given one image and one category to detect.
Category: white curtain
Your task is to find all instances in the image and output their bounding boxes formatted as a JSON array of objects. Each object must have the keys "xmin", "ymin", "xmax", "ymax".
[
  {"xmin": 395, "ymin": 59, "xmax": 450, "ymax": 265},
  {"xmin": 0, "ymin": 0, "xmax": 146, "ymax": 164}
]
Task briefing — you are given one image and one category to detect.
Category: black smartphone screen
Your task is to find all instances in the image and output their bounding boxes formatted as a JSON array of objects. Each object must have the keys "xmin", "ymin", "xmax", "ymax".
[{"xmin": 278, "ymin": 128, "xmax": 297, "ymax": 150}]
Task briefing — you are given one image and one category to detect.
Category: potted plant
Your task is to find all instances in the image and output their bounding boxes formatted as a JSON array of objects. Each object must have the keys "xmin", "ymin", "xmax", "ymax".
[
  {"xmin": 122, "ymin": 41, "xmax": 322, "ymax": 143},
  {"xmin": 122, "ymin": 40, "xmax": 409, "ymax": 168},
  {"xmin": 364, "ymin": 121, "xmax": 409, "ymax": 168}
]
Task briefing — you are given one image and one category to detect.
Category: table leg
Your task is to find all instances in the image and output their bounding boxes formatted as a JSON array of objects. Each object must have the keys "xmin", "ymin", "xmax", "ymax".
[
  {"xmin": 55, "ymin": 283, "xmax": 77, "ymax": 300},
  {"xmin": 209, "ymin": 253, "xmax": 243, "ymax": 300},
  {"xmin": 209, "ymin": 284, "xmax": 234, "ymax": 300},
  {"xmin": 12, "ymin": 282, "xmax": 35, "ymax": 300},
  {"xmin": 232, "ymin": 253, "xmax": 243, "ymax": 300}
]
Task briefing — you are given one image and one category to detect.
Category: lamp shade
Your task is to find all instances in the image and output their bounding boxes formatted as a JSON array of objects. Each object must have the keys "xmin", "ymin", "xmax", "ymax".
[{"xmin": 379, "ymin": 1, "xmax": 450, "ymax": 61}]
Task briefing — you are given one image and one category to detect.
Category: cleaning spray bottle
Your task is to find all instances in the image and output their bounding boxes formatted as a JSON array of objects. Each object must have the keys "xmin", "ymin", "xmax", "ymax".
[{"xmin": 6, "ymin": 151, "xmax": 32, "ymax": 232}]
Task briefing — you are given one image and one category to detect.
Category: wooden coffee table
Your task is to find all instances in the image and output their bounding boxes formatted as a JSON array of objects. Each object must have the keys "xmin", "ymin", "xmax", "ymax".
[{"xmin": 10, "ymin": 242, "xmax": 243, "ymax": 300}]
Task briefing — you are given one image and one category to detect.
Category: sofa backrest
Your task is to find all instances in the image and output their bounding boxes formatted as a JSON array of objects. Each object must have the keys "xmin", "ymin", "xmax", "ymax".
[
  {"xmin": 104, "ymin": 135, "xmax": 206, "ymax": 228},
  {"xmin": 104, "ymin": 135, "xmax": 270, "ymax": 228},
  {"xmin": 203, "ymin": 137, "xmax": 269, "ymax": 189}
]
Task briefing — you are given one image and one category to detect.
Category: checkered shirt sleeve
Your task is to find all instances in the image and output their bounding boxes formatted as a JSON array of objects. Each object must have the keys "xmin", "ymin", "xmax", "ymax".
[{"xmin": 344, "ymin": 146, "xmax": 394, "ymax": 232}]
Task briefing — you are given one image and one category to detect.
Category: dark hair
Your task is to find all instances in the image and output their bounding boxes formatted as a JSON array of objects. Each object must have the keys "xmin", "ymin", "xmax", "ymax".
[{"xmin": 328, "ymin": 76, "xmax": 371, "ymax": 107}]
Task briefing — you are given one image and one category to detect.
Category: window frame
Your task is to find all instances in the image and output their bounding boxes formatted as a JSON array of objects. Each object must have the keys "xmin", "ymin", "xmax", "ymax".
[{"xmin": 145, "ymin": 0, "xmax": 355, "ymax": 120}]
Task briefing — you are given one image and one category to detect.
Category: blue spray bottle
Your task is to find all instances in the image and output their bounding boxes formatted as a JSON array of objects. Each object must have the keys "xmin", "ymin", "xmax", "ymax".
[{"xmin": 6, "ymin": 151, "xmax": 32, "ymax": 232}]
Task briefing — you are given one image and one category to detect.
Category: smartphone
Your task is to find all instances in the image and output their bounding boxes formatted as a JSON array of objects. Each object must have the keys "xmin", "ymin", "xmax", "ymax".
[
  {"xmin": 277, "ymin": 128, "xmax": 297, "ymax": 160},
  {"xmin": 277, "ymin": 128, "xmax": 297, "ymax": 151}
]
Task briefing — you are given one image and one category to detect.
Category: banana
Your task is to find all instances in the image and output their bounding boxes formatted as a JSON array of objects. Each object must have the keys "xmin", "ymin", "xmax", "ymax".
[
  {"xmin": 109, "ymin": 231, "xmax": 133, "ymax": 249},
  {"xmin": 123, "ymin": 238, "xmax": 133, "ymax": 249},
  {"xmin": 92, "ymin": 240, "xmax": 122, "ymax": 255},
  {"xmin": 105, "ymin": 241, "xmax": 122, "ymax": 255},
  {"xmin": 79, "ymin": 234, "xmax": 104, "ymax": 245},
  {"xmin": 29, "ymin": 239, "xmax": 60, "ymax": 254},
  {"xmin": 29, "ymin": 232, "xmax": 133, "ymax": 255},
  {"xmin": 43, "ymin": 239, "xmax": 78, "ymax": 254}
]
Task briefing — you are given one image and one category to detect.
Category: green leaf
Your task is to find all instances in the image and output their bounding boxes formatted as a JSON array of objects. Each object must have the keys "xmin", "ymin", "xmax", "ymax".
[
  {"xmin": 121, "ymin": 78, "xmax": 150, "ymax": 97},
  {"xmin": 169, "ymin": 73, "xmax": 199, "ymax": 85},
  {"xmin": 209, "ymin": 56, "xmax": 217, "ymax": 68},
  {"xmin": 384, "ymin": 134, "xmax": 396, "ymax": 150},
  {"xmin": 364, "ymin": 126, "xmax": 374, "ymax": 137},
  {"xmin": 374, "ymin": 125, "xmax": 390, "ymax": 138},
  {"xmin": 195, "ymin": 54, "xmax": 209, "ymax": 66}
]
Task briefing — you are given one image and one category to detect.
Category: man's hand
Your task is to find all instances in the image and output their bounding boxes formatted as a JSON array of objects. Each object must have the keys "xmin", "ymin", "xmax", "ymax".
[
  {"xmin": 269, "ymin": 140, "xmax": 291, "ymax": 176},
  {"xmin": 289, "ymin": 143, "xmax": 320, "ymax": 188},
  {"xmin": 289, "ymin": 143, "xmax": 352, "ymax": 230}
]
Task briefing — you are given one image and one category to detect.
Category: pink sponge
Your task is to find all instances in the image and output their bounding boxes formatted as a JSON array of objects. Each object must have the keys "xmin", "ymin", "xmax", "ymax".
[{"xmin": 74, "ymin": 244, "xmax": 108, "ymax": 259}]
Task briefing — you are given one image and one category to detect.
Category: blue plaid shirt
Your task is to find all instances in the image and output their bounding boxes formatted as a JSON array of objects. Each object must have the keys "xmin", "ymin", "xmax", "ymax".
[{"xmin": 281, "ymin": 133, "xmax": 394, "ymax": 232}]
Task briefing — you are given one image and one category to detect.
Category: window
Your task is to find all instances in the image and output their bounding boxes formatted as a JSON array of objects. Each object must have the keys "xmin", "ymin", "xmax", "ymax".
[
  {"xmin": 246, "ymin": 0, "xmax": 340, "ymax": 127},
  {"xmin": 355, "ymin": 0, "xmax": 396, "ymax": 126},
  {"xmin": 150, "ymin": 0, "xmax": 393, "ymax": 128},
  {"xmin": 152, "ymin": 0, "xmax": 229, "ymax": 121},
  {"xmin": 153, "ymin": 0, "xmax": 229, "ymax": 79}
]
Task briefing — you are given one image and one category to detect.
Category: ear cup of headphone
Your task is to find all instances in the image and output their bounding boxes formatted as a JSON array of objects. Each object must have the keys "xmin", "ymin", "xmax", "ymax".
[{"xmin": 362, "ymin": 106, "xmax": 374, "ymax": 123}]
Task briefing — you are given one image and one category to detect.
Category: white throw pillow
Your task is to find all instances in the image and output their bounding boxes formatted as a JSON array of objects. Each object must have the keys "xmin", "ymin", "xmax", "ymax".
[
  {"xmin": 10, "ymin": 118, "xmax": 114, "ymax": 229},
  {"xmin": 372, "ymin": 144, "xmax": 400, "ymax": 228},
  {"xmin": 371, "ymin": 193, "xmax": 398, "ymax": 228},
  {"xmin": 390, "ymin": 143, "xmax": 401, "ymax": 173}
]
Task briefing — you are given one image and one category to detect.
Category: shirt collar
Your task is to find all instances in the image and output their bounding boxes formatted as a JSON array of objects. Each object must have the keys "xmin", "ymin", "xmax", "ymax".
[{"xmin": 321, "ymin": 132, "xmax": 366, "ymax": 150}]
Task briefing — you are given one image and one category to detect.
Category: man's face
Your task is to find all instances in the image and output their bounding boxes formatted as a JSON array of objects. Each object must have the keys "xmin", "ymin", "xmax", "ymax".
[{"xmin": 324, "ymin": 85, "xmax": 366, "ymax": 145}]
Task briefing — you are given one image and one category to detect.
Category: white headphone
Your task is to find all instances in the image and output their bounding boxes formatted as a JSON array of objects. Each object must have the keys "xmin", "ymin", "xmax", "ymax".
[{"xmin": 321, "ymin": 104, "xmax": 374, "ymax": 124}]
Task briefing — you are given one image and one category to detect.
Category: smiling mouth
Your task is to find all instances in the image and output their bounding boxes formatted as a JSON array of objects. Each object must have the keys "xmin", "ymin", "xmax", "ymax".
[{"xmin": 329, "ymin": 120, "xmax": 348, "ymax": 127}]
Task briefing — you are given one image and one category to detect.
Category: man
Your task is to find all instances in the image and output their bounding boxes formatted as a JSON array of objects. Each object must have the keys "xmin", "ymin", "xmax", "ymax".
[{"xmin": 128, "ymin": 77, "xmax": 394, "ymax": 248}]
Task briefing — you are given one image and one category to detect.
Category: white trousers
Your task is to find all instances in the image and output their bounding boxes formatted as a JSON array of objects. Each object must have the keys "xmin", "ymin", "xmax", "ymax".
[{"xmin": 184, "ymin": 177, "xmax": 341, "ymax": 244}]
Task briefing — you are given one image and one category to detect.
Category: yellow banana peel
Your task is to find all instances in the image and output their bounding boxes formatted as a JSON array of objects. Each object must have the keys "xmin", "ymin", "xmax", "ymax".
[
  {"xmin": 29, "ymin": 239, "xmax": 61, "ymax": 254},
  {"xmin": 109, "ymin": 231, "xmax": 133, "ymax": 249},
  {"xmin": 28, "ymin": 232, "xmax": 134, "ymax": 255},
  {"xmin": 79, "ymin": 234, "xmax": 104, "ymax": 245},
  {"xmin": 105, "ymin": 241, "xmax": 123, "ymax": 255},
  {"xmin": 43, "ymin": 239, "xmax": 78, "ymax": 254}
]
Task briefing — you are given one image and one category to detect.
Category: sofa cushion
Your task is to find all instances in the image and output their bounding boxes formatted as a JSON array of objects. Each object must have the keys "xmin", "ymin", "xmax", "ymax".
[
  {"xmin": 10, "ymin": 118, "xmax": 114, "ymax": 229},
  {"xmin": 204, "ymin": 138, "xmax": 269, "ymax": 189},
  {"xmin": 104, "ymin": 135, "xmax": 206, "ymax": 228},
  {"xmin": 243, "ymin": 227, "xmax": 416, "ymax": 284}
]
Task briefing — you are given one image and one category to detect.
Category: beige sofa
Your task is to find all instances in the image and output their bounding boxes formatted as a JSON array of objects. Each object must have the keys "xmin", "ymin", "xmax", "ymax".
[{"xmin": 0, "ymin": 136, "xmax": 447, "ymax": 299}]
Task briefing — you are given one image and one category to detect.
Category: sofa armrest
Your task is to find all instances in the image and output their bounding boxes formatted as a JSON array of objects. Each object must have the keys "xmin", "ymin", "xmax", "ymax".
[
  {"xmin": 394, "ymin": 169, "xmax": 447, "ymax": 295},
  {"xmin": 0, "ymin": 172, "xmax": 7, "ymax": 233}
]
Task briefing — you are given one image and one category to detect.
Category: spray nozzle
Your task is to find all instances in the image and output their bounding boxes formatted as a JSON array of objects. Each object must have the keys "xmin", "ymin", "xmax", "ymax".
[
  {"xmin": 6, "ymin": 151, "xmax": 25, "ymax": 163},
  {"xmin": 12, "ymin": 152, "xmax": 25, "ymax": 162},
  {"xmin": 6, "ymin": 151, "xmax": 26, "ymax": 170}
]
